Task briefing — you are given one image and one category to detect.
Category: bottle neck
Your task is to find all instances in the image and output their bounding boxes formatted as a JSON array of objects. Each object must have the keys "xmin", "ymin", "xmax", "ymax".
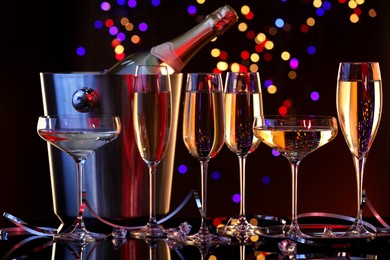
[
  {"xmin": 151, "ymin": 21, "xmax": 215, "ymax": 72},
  {"xmin": 151, "ymin": 6, "xmax": 238, "ymax": 72}
]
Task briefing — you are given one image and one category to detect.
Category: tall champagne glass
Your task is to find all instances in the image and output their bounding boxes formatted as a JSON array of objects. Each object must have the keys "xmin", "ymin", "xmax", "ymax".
[
  {"xmin": 131, "ymin": 65, "xmax": 172, "ymax": 238},
  {"xmin": 182, "ymin": 73, "xmax": 230, "ymax": 245},
  {"xmin": 336, "ymin": 62, "xmax": 382, "ymax": 237},
  {"xmin": 253, "ymin": 115, "xmax": 338, "ymax": 238},
  {"xmin": 37, "ymin": 115, "xmax": 121, "ymax": 243},
  {"xmin": 223, "ymin": 72, "xmax": 263, "ymax": 240}
]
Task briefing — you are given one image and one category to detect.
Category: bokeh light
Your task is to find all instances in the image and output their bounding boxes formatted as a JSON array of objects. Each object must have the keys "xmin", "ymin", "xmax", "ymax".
[
  {"xmin": 76, "ymin": 46, "xmax": 86, "ymax": 56},
  {"xmin": 178, "ymin": 164, "xmax": 188, "ymax": 174},
  {"xmin": 262, "ymin": 176, "xmax": 271, "ymax": 185},
  {"xmin": 187, "ymin": 5, "xmax": 196, "ymax": 15},
  {"xmin": 211, "ymin": 171, "xmax": 221, "ymax": 180},
  {"xmin": 311, "ymin": 91, "xmax": 320, "ymax": 101},
  {"xmin": 232, "ymin": 194, "xmax": 241, "ymax": 203},
  {"xmin": 128, "ymin": 0, "xmax": 136, "ymax": 8},
  {"xmin": 138, "ymin": 22, "xmax": 148, "ymax": 32},
  {"xmin": 272, "ymin": 149, "xmax": 280, "ymax": 156},
  {"xmin": 100, "ymin": 2, "xmax": 111, "ymax": 11},
  {"xmin": 78, "ymin": 0, "xmax": 380, "ymax": 210}
]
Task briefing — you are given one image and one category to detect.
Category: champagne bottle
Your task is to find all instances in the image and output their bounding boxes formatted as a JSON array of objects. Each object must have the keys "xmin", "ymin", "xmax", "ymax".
[{"xmin": 105, "ymin": 5, "xmax": 238, "ymax": 74}]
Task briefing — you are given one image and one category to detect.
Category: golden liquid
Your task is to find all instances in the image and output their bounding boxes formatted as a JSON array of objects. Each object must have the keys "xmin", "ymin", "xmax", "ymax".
[
  {"xmin": 133, "ymin": 92, "xmax": 171, "ymax": 163},
  {"xmin": 224, "ymin": 92, "xmax": 263, "ymax": 156},
  {"xmin": 253, "ymin": 127, "xmax": 338, "ymax": 163},
  {"xmin": 182, "ymin": 91, "xmax": 225, "ymax": 160},
  {"xmin": 336, "ymin": 80, "xmax": 382, "ymax": 159}
]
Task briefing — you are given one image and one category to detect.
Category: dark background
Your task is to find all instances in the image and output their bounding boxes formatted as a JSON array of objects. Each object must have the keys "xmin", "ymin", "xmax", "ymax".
[{"xmin": 1, "ymin": 0, "xmax": 390, "ymax": 224}]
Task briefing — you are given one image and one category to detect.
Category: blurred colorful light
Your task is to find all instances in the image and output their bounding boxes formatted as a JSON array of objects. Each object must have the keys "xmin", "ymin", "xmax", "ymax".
[
  {"xmin": 178, "ymin": 164, "xmax": 188, "ymax": 174},
  {"xmin": 76, "ymin": 46, "xmax": 86, "ymax": 56},
  {"xmin": 262, "ymin": 176, "xmax": 271, "ymax": 185},
  {"xmin": 211, "ymin": 171, "xmax": 221, "ymax": 180},
  {"xmin": 311, "ymin": 91, "xmax": 320, "ymax": 101},
  {"xmin": 232, "ymin": 194, "xmax": 241, "ymax": 203}
]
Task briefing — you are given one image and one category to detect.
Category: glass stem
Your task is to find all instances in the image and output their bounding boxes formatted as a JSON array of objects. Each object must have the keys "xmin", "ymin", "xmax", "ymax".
[
  {"xmin": 352, "ymin": 155, "xmax": 367, "ymax": 226},
  {"xmin": 75, "ymin": 159, "xmax": 86, "ymax": 229},
  {"xmin": 290, "ymin": 162, "xmax": 300, "ymax": 234},
  {"xmin": 148, "ymin": 163, "xmax": 158, "ymax": 225},
  {"xmin": 199, "ymin": 160, "xmax": 209, "ymax": 231},
  {"xmin": 238, "ymin": 155, "xmax": 247, "ymax": 217},
  {"xmin": 240, "ymin": 245, "xmax": 245, "ymax": 260}
]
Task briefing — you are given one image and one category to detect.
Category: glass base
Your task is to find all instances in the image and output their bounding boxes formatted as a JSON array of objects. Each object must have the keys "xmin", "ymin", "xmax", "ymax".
[
  {"xmin": 220, "ymin": 216, "xmax": 260, "ymax": 243},
  {"xmin": 256, "ymin": 223, "xmax": 311, "ymax": 240},
  {"xmin": 342, "ymin": 224, "xmax": 375, "ymax": 238},
  {"xmin": 287, "ymin": 224, "xmax": 310, "ymax": 239},
  {"xmin": 180, "ymin": 229, "xmax": 231, "ymax": 247},
  {"xmin": 54, "ymin": 226, "xmax": 107, "ymax": 244},
  {"xmin": 130, "ymin": 223, "xmax": 167, "ymax": 239}
]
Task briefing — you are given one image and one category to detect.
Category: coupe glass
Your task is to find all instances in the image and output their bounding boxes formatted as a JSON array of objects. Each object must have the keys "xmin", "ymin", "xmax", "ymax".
[
  {"xmin": 182, "ymin": 73, "xmax": 230, "ymax": 245},
  {"xmin": 336, "ymin": 62, "xmax": 382, "ymax": 238},
  {"xmin": 37, "ymin": 115, "xmax": 121, "ymax": 243},
  {"xmin": 253, "ymin": 115, "xmax": 338, "ymax": 239},
  {"xmin": 222, "ymin": 72, "xmax": 263, "ymax": 240},
  {"xmin": 131, "ymin": 65, "xmax": 172, "ymax": 238}
]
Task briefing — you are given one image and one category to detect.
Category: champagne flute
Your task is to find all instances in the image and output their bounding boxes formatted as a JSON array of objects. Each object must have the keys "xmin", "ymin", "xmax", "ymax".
[
  {"xmin": 253, "ymin": 115, "xmax": 338, "ymax": 238},
  {"xmin": 131, "ymin": 65, "xmax": 172, "ymax": 238},
  {"xmin": 222, "ymin": 72, "xmax": 263, "ymax": 240},
  {"xmin": 336, "ymin": 62, "xmax": 382, "ymax": 238},
  {"xmin": 182, "ymin": 73, "xmax": 230, "ymax": 245},
  {"xmin": 37, "ymin": 115, "xmax": 121, "ymax": 243}
]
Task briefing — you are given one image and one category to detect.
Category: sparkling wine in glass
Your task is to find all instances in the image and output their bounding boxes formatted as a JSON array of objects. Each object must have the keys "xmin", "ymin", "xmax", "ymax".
[
  {"xmin": 131, "ymin": 65, "xmax": 172, "ymax": 238},
  {"xmin": 37, "ymin": 115, "xmax": 121, "ymax": 243},
  {"xmin": 253, "ymin": 115, "xmax": 338, "ymax": 238},
  {"xmin": 222, "ymin": 72, "xmax": 263, "ymax": 240},
  {"xmin": 182, "ymin": 73, "xmax": 230, "ymax": 245},
  {"xmin": 336, "ymin": 62, "xmax": 382, "ymax": 238}
]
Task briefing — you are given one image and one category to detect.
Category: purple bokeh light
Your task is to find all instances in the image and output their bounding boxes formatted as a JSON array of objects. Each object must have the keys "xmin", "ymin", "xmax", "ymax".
[
  {"xmin": 178, "ymin": 164, "xmax": 188, "ymax": 174},
  {"xmin": 232, "ymin": 194, "xmax": 241, "ymax": 203}
]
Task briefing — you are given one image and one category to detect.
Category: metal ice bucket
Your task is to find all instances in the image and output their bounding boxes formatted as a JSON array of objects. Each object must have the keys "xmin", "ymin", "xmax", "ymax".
[{"xmin": 40, "ymin": 72, "xmax": 182, "ymax": 226}]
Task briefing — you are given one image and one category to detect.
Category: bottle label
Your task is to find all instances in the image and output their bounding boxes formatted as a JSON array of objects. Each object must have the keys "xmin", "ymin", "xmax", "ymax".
[{"xmin": 151, "ymin": 42, "xmax": 185, "ymax": 72}]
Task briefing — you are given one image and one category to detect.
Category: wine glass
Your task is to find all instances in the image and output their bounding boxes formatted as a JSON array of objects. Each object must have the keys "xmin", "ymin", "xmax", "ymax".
[
  {"xmin": 222, "ymin": 72, "xmax": 263, "ymax": 240},
  {"xmin": 37, "ymin": 115, "xmax": 121, "ymax": 243},
  {"xmin": 336, "ymin": 62, "xmax": 383, "ymax": 238},
  {"xmin": 181, "ymin": 73, "xmax": 230, "ymax": 245},
  {"xmin": 253, "ymin": 115, "xmax": 338, "ymax": 239},
  {"xmin": 130, "ymin": 65, "xmax": 172, "ymax": 238}
]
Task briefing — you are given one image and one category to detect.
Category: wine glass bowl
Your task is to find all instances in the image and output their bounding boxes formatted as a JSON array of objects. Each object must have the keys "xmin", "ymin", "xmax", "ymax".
[
  {"xmin": 253, "ymin": 115, "xmax": 338, "ymax": 238},
  {"xmin": 336, "ymin": 62, "xmax": 383, "ymax": 238},
  {"xmin": 37, "ymin": 115, "xmax": 121, "ymax": 243},
  {"xmin": 222, "ymin": 72, "xmax": 263, "ymax": 241},
  {"xmin": 130, "ymin": 65, "xmax": 172, "ymax": 239}
]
